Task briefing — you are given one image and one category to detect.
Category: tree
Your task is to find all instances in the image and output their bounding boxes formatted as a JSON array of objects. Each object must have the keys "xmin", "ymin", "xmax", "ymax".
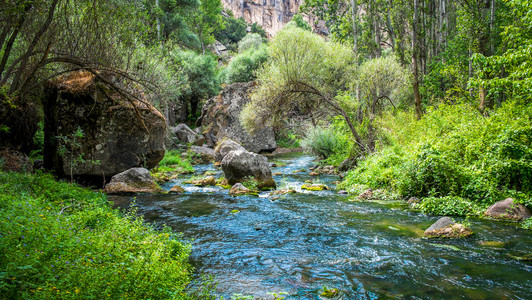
[
  {"xmin": 241, "ymin": 28, "xmax": 367, "ymax": 153},
  {"xmin": 190, "ymin": 0, "xmax": 224, "ymax": 54}
]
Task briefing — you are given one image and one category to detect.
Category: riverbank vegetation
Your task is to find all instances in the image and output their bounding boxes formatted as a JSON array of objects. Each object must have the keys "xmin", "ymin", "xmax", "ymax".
[{"xmin": 0, "ymin": 171, "xmax": 192, "ymax": 298}]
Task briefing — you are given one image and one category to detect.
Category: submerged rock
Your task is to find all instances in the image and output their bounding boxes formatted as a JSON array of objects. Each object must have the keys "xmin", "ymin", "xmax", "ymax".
[
  {"xmin": 484, "ymin": 198, "xmax": 531, "ymax": 221},
  {"xmin": 221, "ymin": 149, "xmax": 276, "ymax": 188},
  {"xmin": 271, "ymin": 189, "xmax": 297, "ymax": 195},
  {"xmin": 229, "ymin": 183, "xmax": 251, "ymax": 196},
  {"xmin": 191, "ymin": 176, "xmax": 216, "ymax": 186},
  {"xmin": 169, "ymin": 185, "xmax": 185, "ymax": 193},
  {"xmin": 103, "ymin": 168, "xmax": 162, "ymax": 194},
  {"xmin": 301, "ymin": 184, "xmax": 328, "ymax": 191},
  {"xmin": 357, "ymin": 189, "xmax": 374, "ymax": 200},
  {"xmin": 424, "ymin": 217, "xmax": 473, "ymax": 238}
]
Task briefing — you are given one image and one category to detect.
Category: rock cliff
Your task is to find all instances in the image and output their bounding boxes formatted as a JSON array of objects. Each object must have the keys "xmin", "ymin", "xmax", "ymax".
[{"xmin": 222, "ymin": 0, "xmax": 320, "ymax": 37}]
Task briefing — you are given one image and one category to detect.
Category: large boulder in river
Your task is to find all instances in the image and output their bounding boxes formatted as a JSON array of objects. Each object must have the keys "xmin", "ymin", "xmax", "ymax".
[
  {"xmin": 103, "ymin": 167, "xmax": 162, "ymax": 194},
  {"xmin": 484, "ymin": 198, "xmax": 531, "ymax": 221},
  {"xmin": 214, "ymin": 139, "xmax": 245, "ymax": 162},
  {"xmin": 200, "ymin": 82, "xmax": 276, "ymax": 153},
  {"xmin": 221, "ymin": 149, "xmax": 276, "ymax": 189},
  {"xmin": 424, "ymin": 217, "xmax": 473, "ymax": 238},
  {"xmin": 43, "ymin": 71, "xmax": 166, "ymax": 179}
]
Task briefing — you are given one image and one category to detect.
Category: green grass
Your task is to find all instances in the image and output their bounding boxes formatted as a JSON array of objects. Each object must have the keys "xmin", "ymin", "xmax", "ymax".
[
  {"xmin": 156, "ymin": 150, "xmax": 194, "ymax": 173},
  {"xmin": 339, "ymin": 101, "xmax": 532, "ymax": 223},
  {"xmin": 0, "ymin": 171, "xmax": 192, "ymax": 299}
]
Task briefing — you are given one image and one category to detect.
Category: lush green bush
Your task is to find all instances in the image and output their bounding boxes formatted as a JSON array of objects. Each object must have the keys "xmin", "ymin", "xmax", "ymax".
[
  {"xmin": 157, "ymin": 150, "xmax": 195, "ymax": 172},
  {"xmin": 238, "ymin": 33, "xmax": 263, "ymax": 53},
  {"xmin": 0, "ymin": 172, "xmax": 192, "ymax": 298},
  {"xmin": 341, "ymin": 101, "xmax": 532, "ymax": 218},
  {"xmin": 301, "ymin": 125, "xmax": 347, "ymax": 161},
  {"xmin": 224, "ymin": 45, "xmax": 268, "ymax": 84},
  {"xmin": 214, "ymin": 14, "xmax": 247, "ymax": 51},
  {"xmin": 416, "ymin": 196, "xmax": 482, "ymax": 217}
]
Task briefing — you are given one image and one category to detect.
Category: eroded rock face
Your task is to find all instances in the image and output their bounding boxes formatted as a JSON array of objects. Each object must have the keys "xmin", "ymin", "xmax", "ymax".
[
  {"xmin": 485, "ymin": 198, "xmax": 531, "ymax": 220},
  {"xmin": 221, "ymin": 0, "xmax": 325, "ymax": 38},
  {"xmin": 44, "ymin": 71, "xmax": 166, "ymax": 179},
  {"xmin": 221, "ymin": 149, "xmax": 275, "ymax": 188},
  {"xmin": 103, "ymin": 168, "xmax": 162, "ymax": 194},
  {"xmin": 189, "ymin": 146, "xmax": 216, "ymax": 164},
  {"xmin": 201, "ymin": 82, "xmax": 276, "ymax": 153},
  {"xmin": 171, "ymin": 124, "xmax": 197, "ymax": 144}
]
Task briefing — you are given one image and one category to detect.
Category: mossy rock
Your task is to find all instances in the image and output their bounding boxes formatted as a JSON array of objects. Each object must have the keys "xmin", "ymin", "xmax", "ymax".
[
  {"xmin": 424, "ymin": 223, "xmax": 473, "ymax": 238},
  {"xmin": 271, "ymin": 189, "xmax": 297, "ymax": 195},
  {"xmin": 302, "ymin": 184, "xmax": 328, "ymax": 191},
  {"xmin": 169, "ymin": 185, "xmax": 185, "ymax": 193},
  {"xmin": 479, "ymin": 241, "xmax": 505, "ymax": 248},
  {"xmin": 320, "ymin": 288, "xmax": 339, "ymax": 298}
]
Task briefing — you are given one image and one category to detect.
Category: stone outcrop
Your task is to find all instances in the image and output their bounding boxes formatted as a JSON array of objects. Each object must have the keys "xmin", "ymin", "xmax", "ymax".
[
  {"xmin": 214, "ymin": 138, "xmax": 246, "ymax": 162},
  {"xmin": 171, "ymin": 124, "xmax": 197, "ymax": 144},
  {"xmin": 189, "ymin": 146, "xmax": 216, "ymax": 164},
  {"xmin": 424, "ymin": 217, "xmax": 473, "ymax": 238},
  {"xmin": 485, "ymin": 198, "xmax": 531, "ymax": 221},
  {"xmin": 221, "ymin": 149, "xmax": 276, "ymax": 188},
  {"xmin": 43, "ymin": 71, "xmax": 166, "ymax": 179},
  {"xmin": 221, "ymin": 0, "xmax": 324, "ymax": 38},
  {"xmin": 201, "ymin": 82, "xmax": 276, "ymax": 153},
  {"xmin": 103, "ymin": 168, "xmax": 162, "ymax": 194}
]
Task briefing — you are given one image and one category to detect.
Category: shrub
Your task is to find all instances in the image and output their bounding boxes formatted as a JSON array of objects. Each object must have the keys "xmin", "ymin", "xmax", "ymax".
[
  {"xmin": 157, "ymin": 150, "xmax": 194, "ymax": 173},
  {"xmin": 238, "ymin": 33, "xmax": 263, "ymax": 53},
  {"xmin": 417, "ymin": 196, "xmax": 482, "ymax": 216},
  {"xmin": 301, "ymin": 126, "xmax": 343, "ymax": 159},
  {"xmin": 0, "ymin": 172, "xmax": 192, "ymax": 298},
  {"xmin": 225, "ymin": 45, "xmax": 268, "ymax": 84}
]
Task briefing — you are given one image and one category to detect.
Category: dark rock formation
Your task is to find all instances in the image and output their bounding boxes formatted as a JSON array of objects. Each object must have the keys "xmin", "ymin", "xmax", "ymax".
[
  {"xmin": 485, "ymin": 198, "xmax": 531, "ymax": 220},
  {"xmin": 201, "ymin": 82, "xmax": 276, "ymax": 153},
  {"xmin": 171, "ymin": 124, "xmax": 197, "ymax": 144},
  {"xmin": 103, "ymin": 168, "xmax": 162, "ymax": 194},
  {"xmin": 43, "ymin": 71, "xmax": 166, "ymax": 180},
  {"xmin": 0, "ymin": 149, "xmax": 33, "ymax": 173},
  {"xmin": 221, "ymin": 149, "xmax": 275, "ymax": 188}
]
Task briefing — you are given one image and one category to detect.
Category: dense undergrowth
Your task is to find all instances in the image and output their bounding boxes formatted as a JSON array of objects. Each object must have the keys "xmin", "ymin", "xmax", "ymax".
[
  {"xmin": 0, "ymin": 172, "xmax": 193, "ymax": 298},
  {"xmin": 337, "ymin": 101, "xmax": 532, "ymax": 225}
]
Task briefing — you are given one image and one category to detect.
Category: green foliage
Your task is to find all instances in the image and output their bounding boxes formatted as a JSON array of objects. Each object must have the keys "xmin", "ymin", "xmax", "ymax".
[
  {"xmin": 341, "ymin": 101, "xmax": 532, "ymax": 218},
  {"xmin": 242, "ymin": 27, "xmax": 355, "ymax": 133},
  {"xmin": 214, "ymin": 15, "xmax": 247, "ymax": 51},
  {"xmin": 238, "ymin": 33, "xmax": 264, "ymax": 53},
  {"xmin": 56, "ymin": 127, "xmax": 100, "ymax": 182},
  {"xmin": 301, "ymin": 126, "xmax": 342, "ymax": 160},
  {"xmin": 417, "ymin": 196, "xmax": 482, "ymax": 217},
  {"xmin": 0, "ymin": 171, "xmax": 192, "ymax": 298},
  {"xmin": 158, "ymin": 150, "xmax": 194, "ymax": 173},
  {"xmin": 172, "ymin": 49, "xmax": 220, "ymax": 118},
  {"xmin": 471, "ymin": 0, "xmax": 532, "ymax": 103},
  {"xmin": 225, "ymin": 45, "xmax": 268, "ymax": 84},
  {"xmin": 250, "ymin": 23, "xmax": 267, "ymax": 38},
  {"xmin": 275, "ymin": 130, "xmax": 301, "ymax": 149},
  {"xmin": 284, "ymin": 14, "xmax": 312, "ymax": 31}
]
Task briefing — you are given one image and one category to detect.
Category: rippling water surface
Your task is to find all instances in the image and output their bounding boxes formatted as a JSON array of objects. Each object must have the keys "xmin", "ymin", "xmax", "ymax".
[{"xmin": 111, "ymin": 153, "xmax": 532, "ymax": 299}]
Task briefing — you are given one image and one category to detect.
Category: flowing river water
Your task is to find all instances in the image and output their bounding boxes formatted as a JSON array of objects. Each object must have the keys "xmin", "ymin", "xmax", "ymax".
[{"xmin": 110, "ymin": 153, "xmax": 532, "ymax": 299}]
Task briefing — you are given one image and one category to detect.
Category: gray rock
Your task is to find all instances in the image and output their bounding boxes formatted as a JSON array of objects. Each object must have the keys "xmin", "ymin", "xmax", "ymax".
[
  {"xmin": 214, "ymin": 139, "xmax": 245, "ymax": 162},
  {"xmin": 103, "ymin": 168, "xmax": 162, "ymax": 194},
  {"xmin": 189, "ymin": 146, "xmax": 215, "ymax": 164},
  {"xmin": 338, "ymin": 190, "xmax": 348, "ymax": 195},
  {"xmin": 172, "ymin": 124, "xmax": 197, "ymax": 144},
  {"xmin": 44, "ymin": 71, "xmax": 166, "ymax": 178},
  {"xmin": 425, "ymin": 217, "xmax": 455, "ymax": 233},
  {"xmin": 200, "ymin": 82, "xmax": 276, "ymax": 153},
  {"xmin": 229, "ymin": 183, "xmax": 251, "ymax": 195},
  {"xmin": 485, "ymin": 198, "xmax": 531, "ymax": 220},
  {"xmin": 221, "ymin": 149, "xmax": 276, "ymax": 188}
]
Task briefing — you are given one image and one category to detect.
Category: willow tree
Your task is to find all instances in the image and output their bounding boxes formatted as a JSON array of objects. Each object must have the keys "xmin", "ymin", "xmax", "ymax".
[{"xmin": 240, "ymin": 27, "xmax": 367, "ymax": 152}]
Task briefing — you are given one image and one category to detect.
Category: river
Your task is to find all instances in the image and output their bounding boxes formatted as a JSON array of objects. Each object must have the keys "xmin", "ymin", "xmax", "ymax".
[{"xmin": 110, "ymin": 153, "xmax": 532, "ymax": 299}]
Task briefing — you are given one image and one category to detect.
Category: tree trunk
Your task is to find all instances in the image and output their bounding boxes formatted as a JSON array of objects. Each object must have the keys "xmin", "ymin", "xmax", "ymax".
[{"xmin": 412, "ymin": 0, "xmax": 422, "ymax": 120}]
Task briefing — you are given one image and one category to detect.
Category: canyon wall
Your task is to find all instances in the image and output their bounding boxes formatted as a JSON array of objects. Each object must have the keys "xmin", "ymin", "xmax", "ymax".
[{"xmin": 221, "ymin": 0, "xmax": 322, "ymax": 38}]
